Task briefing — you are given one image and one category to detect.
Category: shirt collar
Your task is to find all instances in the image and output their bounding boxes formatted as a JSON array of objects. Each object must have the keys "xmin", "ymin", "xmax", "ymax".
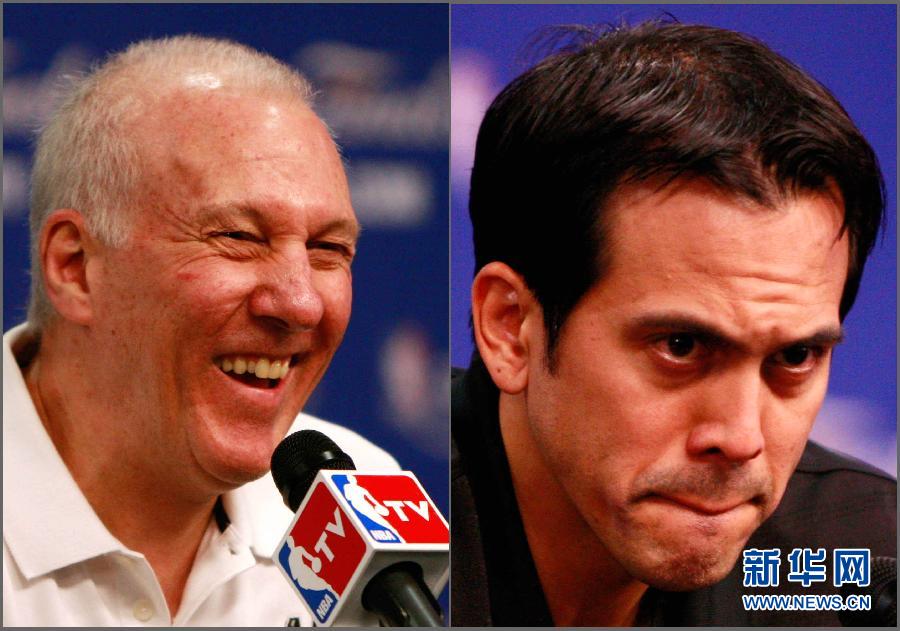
[
  {"xmin": 3, "ymin": 324, "xmax": 127, "ymax": 580},
  {"xmin": 222, "ymin": 472, "xmax": 294, "ymax": 559}
]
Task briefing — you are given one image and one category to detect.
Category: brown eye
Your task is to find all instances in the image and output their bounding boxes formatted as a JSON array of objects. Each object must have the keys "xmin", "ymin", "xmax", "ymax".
[
  {"xmin": 650, "ymin": 332, "xmax": 707, "ymax": 370},
  {"xmin": 666, "ymin": 333, "xmax": 696, "ymax": 357},
  {"xmin": 771, "ymin": 344, "xmax": 821, "ymax": 374},
  {"xmin": 779, "ymin": 345, "xmax": 810, "ymax": 366}
]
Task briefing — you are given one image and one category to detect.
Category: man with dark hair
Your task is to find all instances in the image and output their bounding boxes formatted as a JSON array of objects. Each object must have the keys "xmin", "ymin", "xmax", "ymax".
[{"xmin": 452, "ymin": 21, "xmax": 896, "ymax": 626}]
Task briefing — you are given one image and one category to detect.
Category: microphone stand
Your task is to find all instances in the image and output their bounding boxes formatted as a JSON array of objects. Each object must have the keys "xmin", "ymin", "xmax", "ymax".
[{"xmin": 361, "ymin": 561, "xmax": 444, "ymax": 626}]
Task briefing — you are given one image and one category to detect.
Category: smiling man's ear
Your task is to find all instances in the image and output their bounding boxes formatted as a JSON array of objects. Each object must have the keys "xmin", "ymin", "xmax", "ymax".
[
  {"xmin": 39, "ymin": 209, "xmax": 96, "ymax": 326},
  {"xmin": 471, "ymin": 261, "xmax": 543, "ymax": 395}
]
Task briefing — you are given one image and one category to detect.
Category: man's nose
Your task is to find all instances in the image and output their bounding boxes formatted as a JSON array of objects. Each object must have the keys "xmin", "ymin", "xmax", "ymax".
[
  {"xmin": 686, "ymin": 370, "xmax": 766, "ymax": 463},
  {"xmin": 247, "ymin": 248, "xmax": 324, "ymax": 332}
]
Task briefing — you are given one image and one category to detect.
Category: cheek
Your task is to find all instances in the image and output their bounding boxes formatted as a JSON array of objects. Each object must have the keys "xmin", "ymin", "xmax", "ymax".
[
  {"xmin": 316, "ymin": 271, "xmax": 353, "ymax": 336},
  {"xmin": 528, "ymin": 359, "xmax": 682, "ymax": 509},
  {"xmin": 551, "ymin": 353, "xmax": 687, "ymax": 458},
  {"xmin": 171, "ymin": 262, "xmax": 261, "ymax": 319},
  {"xmin": 765, "ymin": 405, "xmax": 817, "ymax": 481},
  {"xmin": 94, "ymin": 254, "xmax": 169, "ymax": 337}
]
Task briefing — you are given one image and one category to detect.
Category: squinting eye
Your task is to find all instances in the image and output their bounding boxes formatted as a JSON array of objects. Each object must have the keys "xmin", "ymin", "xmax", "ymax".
[
  {"xmin": 219, "ymin": 231, "xmax": 258, "ymax": 242},
  {"xmin": 309, "ymin": 241, "xmax": 354, "ymax": 260}
]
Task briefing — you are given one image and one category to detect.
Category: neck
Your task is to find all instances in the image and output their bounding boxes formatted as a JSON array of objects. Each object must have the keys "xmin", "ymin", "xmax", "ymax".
[
  {"xmin": 499, "ymin": 392, "xmax": 648, "ymax": 626},
  {"xmin": 23, "ymin": 326, "xmax": 217, "ymax": 616}
]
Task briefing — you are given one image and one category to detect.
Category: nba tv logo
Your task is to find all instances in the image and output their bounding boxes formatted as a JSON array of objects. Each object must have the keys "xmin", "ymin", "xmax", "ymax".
[
  {"xmin": 275, "ymin": 472, "xmax": 449, "ymax": 625},
  {"xmin": 277, "ymin": 483, "xmax": 366, "ymax": 624},
  {"xmin": 331, "ymin": 473, "xmax": 449, "ymax": 545}
]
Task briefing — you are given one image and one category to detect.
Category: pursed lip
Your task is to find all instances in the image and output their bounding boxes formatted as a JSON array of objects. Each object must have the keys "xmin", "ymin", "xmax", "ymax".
[{"xmin": 649, "ymin": 494, "xmax": 749, "ymax": 516}]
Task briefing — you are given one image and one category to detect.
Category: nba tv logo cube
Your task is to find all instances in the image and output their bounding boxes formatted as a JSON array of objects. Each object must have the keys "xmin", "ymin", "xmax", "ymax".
[{"xmin": 275, "ymin": 471, "xmax": 449, "ymax": 626}]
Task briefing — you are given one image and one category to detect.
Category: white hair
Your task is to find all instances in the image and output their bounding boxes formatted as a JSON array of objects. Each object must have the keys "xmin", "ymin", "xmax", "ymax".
[{"xmin": 28, "ymin": 34, "xmax": 315, "ymax": 329}]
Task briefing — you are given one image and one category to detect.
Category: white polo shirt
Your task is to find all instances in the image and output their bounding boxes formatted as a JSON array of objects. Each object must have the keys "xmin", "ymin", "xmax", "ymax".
[{"xmin": 2, "ymin": 324, "xmax": 401, "ymax": 626}]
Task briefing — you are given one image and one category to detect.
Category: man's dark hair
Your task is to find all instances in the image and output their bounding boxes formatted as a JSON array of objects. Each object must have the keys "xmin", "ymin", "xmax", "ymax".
[{"xmin": 469, "ymin": 20, "xmax": 885, "ymax": 364}]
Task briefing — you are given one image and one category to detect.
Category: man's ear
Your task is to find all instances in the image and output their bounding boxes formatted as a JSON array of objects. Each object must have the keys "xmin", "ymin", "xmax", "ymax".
[
  {"xmin": 471, "ymin": 262, "xmax": 541, "ymax": 395},
  {"xmin": 39, "ymin": 209, "xmax": 95, "ymax": 326}
]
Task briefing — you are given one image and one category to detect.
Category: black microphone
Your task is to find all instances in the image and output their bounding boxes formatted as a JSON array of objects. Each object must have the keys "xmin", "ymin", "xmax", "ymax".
[
  {"xmin": 272, "ymin": 428, "xmax": 357, "ymax": 512},
  {"xmin": 838, "ymin": 556, "xmax": 896, "ymax": 626},
  {"xmin": 271, "ymin": 429, "xmax": 447, "ymax": 627}
]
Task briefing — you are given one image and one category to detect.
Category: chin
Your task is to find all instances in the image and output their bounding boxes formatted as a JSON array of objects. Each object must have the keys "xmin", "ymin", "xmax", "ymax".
[
  {"xmin": 191, "ymin": 432, "xmax": 279, "ymax": 489},
  {"xmin": 633, "ymin": 543, "xmax": 743, "ymax": 592},
  {"xmin": 212, "ymin": 456, "xmax": 271, "ymax": 486}
]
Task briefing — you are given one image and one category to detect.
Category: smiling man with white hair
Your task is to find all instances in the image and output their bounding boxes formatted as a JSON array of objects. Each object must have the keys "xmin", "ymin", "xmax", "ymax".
[{"xmin": 3, "ymin": 35, "xmax": 399, "ymax": 626}]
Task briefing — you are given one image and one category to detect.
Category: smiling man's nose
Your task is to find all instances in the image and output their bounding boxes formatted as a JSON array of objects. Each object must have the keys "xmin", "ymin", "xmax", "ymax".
[
  {"xmin": 687, "ymin": 372, "xmax": 766, "ymax": 463},
  {"xmin": 248, "ymin": 255, "xmax": 325, "ymax": 331}
]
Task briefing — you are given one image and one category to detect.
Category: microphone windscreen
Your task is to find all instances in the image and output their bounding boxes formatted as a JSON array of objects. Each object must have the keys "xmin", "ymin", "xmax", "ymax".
[
  {"xmin": 271, "ymin": 429, "xmax": 356, "ymax": 511},
  {"xmin": 838, "ymin": 556, "xmax": 896, "ymax": 626}
]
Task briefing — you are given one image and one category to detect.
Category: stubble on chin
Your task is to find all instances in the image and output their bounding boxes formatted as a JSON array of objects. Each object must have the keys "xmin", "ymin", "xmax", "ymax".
[
  {"xmin": 609, "ymin": 497, "xmax": 765, "ymax": 592},
  {"xmin": 637, "ymin": 537, "xmax": 743, "ymax": 591}
]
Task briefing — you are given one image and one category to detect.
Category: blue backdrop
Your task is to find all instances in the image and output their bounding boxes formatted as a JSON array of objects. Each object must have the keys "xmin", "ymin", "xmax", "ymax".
[
  {"xmin": 3, "ymin": 1, "xmax": 449, "ymax": 609},
  {"xmin": 451, "ymin": 4, "xmax": 897, "ymax": 475}
]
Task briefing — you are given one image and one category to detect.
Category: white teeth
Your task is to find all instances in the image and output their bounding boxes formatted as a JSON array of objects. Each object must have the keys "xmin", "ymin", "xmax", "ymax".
[{"xmin": 217, "ymin": 355, "xmax": 291, "ymax": 381}]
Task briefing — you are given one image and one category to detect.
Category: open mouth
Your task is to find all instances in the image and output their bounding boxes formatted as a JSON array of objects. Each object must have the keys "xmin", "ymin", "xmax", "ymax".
[
  {"xmin": 227, "ymin": 371, "xmax": 281, "ymax": 389},
  {"xmin": 214, "ymin": 355, "xmax": 298, "ymax": 390}
]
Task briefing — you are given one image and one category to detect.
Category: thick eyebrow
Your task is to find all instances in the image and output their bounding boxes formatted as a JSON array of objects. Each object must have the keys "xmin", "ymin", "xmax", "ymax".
[{"xmin": 629, "ymin": 312, "xmax": 845, "ymax": 352}]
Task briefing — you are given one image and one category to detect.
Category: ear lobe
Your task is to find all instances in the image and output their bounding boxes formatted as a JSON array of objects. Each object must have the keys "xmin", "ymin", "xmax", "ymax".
[
  {"xmin": 40, "ymin": 209, "xmax": 95, "ymax": 326},
  {"xmin": 471, "ymin": 262, "xmax": 538, "ymax": 394}
]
